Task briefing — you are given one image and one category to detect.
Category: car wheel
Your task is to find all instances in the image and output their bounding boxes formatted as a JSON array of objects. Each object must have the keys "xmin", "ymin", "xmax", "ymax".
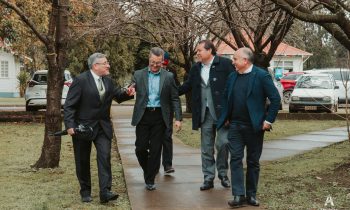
[
  {"xmin": 283, "ymin": 91, "xmax": 292, "ymax": 104},
  {"xmin": 328, "ymin": 104, "xmax": 337, "ymax": 113},
  {"xmin": 26, "ymin": 105, "xmax": 38, "ymax": 112}
]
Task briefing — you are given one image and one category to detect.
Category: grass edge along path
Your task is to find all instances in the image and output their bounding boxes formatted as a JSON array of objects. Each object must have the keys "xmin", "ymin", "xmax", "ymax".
[{"xmin": 0, "ymin": 122, "xmax": 131, "ymax": 210}]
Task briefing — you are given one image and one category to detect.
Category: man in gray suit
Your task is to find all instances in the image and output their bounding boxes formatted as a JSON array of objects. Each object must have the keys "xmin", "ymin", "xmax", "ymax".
[
  {"xmin": 179, "ymin": 40, "xmax": 235, "ymax": 191},
  {"xmin": 131, "ymin": 47, "xmax": 182, "ymax": 191}
]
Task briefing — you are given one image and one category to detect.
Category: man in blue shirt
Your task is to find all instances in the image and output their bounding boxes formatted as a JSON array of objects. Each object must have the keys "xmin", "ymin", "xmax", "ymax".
[{"xmin": 131, "ymin": 47, "xmax": 182, "ymax": 191}]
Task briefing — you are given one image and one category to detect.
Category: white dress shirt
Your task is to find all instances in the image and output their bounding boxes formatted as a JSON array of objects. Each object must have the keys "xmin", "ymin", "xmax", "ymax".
[{"xmin": 201, "ymin": 56, "xmax": 215, "ymax": 85}]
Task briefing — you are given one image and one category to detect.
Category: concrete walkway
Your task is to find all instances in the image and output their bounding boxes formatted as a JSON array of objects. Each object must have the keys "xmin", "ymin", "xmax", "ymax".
[{"xmin": 111, "ymin": 106, "xmax": 348, "ymax": 210}]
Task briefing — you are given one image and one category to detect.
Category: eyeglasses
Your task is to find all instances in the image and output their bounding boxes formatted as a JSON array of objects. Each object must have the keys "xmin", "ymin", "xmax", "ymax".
[
  {"xmin": 149, "ymin": 61, "xmax": 162, "ymax": 66},
  {"xmin": 95, "ymin": 61, "xmax": 110, "ymax": 65}
]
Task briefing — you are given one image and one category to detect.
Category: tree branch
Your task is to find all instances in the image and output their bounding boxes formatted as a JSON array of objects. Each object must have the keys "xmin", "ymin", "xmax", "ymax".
[{"xmin": 0, "ymin": 0, "xmax": 48, "ymax": 45}]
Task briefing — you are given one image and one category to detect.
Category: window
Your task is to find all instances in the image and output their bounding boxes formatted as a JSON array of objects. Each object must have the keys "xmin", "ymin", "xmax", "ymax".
[
  {"xmin": 0, "ymin": 61, "xmax": 9, "ymax": 78},
  {"xmin": 273, "ymin": 60, "xmax": 294, "ymax": 72}
]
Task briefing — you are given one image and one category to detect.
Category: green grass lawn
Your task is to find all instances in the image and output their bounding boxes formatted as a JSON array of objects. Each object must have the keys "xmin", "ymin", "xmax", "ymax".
[
  {"xmin": 175, "ymin": 119, "xmax": 350, "ymax": 209},
  {"xmin": 259, "ymin": 141, "xmax": 350, "ymax": 209},
  {"xmin": 175, "ymin": 119, "xmax": 347, "ymax": 148},
  {"xmin": 0, "ymin": 123, "xmax": 130, "ymax": 210}
]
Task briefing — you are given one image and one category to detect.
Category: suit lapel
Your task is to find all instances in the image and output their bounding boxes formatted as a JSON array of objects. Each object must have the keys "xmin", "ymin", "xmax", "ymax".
[
  {"xmin": 246, "ymin": 67, "xmax": 257, "ymax": 97},
  {"xmin": 228, "ymin": 73, "xmax": 237, "ymax": 101},
  {"xmin": 159, "ymin": 69, "xmax": 166, "ymax": 94},
  {"xmin": 142, "ymin": 68, "xmax": 149, "ymax": 96},
  {"xmin": 87, "ymin": 71, "xmax": 101, "ymax": 102}
]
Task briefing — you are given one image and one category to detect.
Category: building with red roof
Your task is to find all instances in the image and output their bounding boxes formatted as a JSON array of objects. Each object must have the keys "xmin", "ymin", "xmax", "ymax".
[{"xmin": 216, "ymin": 33, "xmax": 312, "ymax": 73}]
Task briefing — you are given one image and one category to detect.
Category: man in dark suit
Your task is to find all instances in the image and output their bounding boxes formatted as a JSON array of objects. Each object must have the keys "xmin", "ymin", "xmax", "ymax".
[
  {"xmin": 131, "ymin": 47, "xmax": 182, "ymax": 191},
  {"xmin": 179, "ymin": 40, "xmax": 235, "ymax": 191},
  {"xmin": 64, "ymin": 53, "xmax": 134, "ymax": 203},
  {"xmin": 217, "ymin": 47, "xmax": 281, "ymax": 207}
]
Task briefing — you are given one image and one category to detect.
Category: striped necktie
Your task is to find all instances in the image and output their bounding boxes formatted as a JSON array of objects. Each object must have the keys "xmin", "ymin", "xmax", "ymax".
[{"xmin": 98, "ymin": 77, "xmax": 105, "ymax": 100}]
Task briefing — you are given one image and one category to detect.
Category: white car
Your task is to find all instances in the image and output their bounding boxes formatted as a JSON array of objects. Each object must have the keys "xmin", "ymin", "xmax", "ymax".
[
  {"xmin": 289, "ymin": 73, "xmax": 339, "ymax": 113},
  {"xmin": 305, "ymin": 68, "xmax": 350, "ymax": 107},
  {"xmin": 25, "ymin": 70, "xmax": 72, "ymax": 111}
]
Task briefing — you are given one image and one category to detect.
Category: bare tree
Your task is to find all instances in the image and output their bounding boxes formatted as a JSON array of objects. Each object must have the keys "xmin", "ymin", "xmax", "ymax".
[
  {"xmin": 270, "ymin": 0, "xmax": 350, "ymax": 51},
  {"xmin": 0, "ymin": 0, "xmax": 69, "ymax": 168},
  {"xmin": 111, "ymin": 0, "xmax": 208, "ymax": 112},
  {"xmin": 201, "ymin": 0, "xmax": 295, "ymax": 69}
]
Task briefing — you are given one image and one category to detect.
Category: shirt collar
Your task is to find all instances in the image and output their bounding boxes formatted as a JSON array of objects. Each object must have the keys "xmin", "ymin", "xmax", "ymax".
[
  {"xmin": 238, "ymin": 64, "xmax": 253, "ymax": 74},
  {"xmin": 201, "ymin": 56, "xmax": 215, "ymax": 67},
  {"xmin": 90, "ymin": 70, "xmax": 101, "ymax": 80},
  {"xmin": 148, "ymin": 67, "xmax": 161, "ymax": 75}
]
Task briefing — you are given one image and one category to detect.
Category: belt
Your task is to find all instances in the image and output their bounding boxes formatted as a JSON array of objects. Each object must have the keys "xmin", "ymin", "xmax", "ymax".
[{"xmin": 146, "ymin": 107, "xmax": 161, "ymax": 112}]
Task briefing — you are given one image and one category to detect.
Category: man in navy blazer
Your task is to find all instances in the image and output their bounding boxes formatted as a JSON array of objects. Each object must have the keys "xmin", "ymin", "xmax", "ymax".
[{"xmin": 217, "ymin": 48, "xmax": 280, "ymax": 208}]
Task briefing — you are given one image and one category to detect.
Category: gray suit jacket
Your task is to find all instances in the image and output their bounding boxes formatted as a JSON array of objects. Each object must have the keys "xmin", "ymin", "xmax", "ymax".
[{"xmin": 131, "ymin": 67, "xmax": 182, "ymax": 128}]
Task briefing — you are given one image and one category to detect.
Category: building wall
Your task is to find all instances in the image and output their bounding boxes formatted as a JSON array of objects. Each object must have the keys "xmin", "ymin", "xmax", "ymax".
[
  {"xmin": 270, "ymin": 56, "xmax": 304, "ymax": 72},
  {"xmin": 0, "ymin": 50, "xmax": 20, "ymax": 97}
]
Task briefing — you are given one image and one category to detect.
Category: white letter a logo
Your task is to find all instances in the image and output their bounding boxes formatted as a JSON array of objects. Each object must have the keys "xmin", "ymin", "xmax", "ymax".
[{"xmin": 324, "ymin": 195, "xmax": 335, "ymax": 207}]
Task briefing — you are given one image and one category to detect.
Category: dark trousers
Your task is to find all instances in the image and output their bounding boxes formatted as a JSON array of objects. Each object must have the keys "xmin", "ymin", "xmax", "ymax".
[
  {"xmin": 135, "ymin": 109, "xmax": 166, "ymax": 184},
  {"xmin": 72, "ymin": 125, "xmax": 112, "ymax": 197},
  {"xmin": 162, "ymin": 112, "xmax": 173, "ymax": 168},
  {"xmin": 227, "ymin": 123, "xmax": 264, "ymax": 197}
]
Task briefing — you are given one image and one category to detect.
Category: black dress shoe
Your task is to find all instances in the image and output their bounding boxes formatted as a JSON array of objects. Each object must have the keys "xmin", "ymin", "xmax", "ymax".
[
  {"xmin": 145, "ymin": 184, "xmax": 156, "ymax": 191},
  {"xmin": 228, "ymin": 195, "xmax": 245, "ymax": 207},
  {"xmin": 164, "ymin": 166, "xmax": 175, "ymax": 174},
  {"xmin": 200, "ymin": 181, "xmax": 214, "ymax": 191},
  {"xmin": 247, "ymin": 196, "xmax": 260, "ymax": 206},
  {"xmin": 220, "ymin": 176, "xmax": 231, "ymax": 188},
  {"xmin": 100, "ymin": 191, "xmax": 119, "ymax": 203},
  {"xmin": 81, "ymin": 195, "xmax": 92, "ymax": 203}
]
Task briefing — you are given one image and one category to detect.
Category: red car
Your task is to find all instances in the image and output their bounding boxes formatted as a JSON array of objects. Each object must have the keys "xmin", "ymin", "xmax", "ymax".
[{"xmin": 280, "ymin": 72, "xmax": 305, "ymax": 103}]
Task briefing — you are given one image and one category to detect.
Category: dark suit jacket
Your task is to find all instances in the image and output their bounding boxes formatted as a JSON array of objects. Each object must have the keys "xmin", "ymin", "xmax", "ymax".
[
  {"xmin": 64, "ymin": 70, "xmax": 133, "ymax": 139},
  {"xmin": 217, "ymin": 66, "xmax": 281, "ymax": 132},
  {"xmin": 179, "ymin": 56, "xmax": 235, "ymax": 130},
  {"xmin": 131, "ymin": 67, "xmax": 182, "ymax": 128}
]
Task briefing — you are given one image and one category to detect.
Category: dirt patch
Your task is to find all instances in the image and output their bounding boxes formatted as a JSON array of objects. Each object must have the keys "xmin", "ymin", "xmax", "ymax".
[{"xmin": 317, "ymin": 161, "xmax": 350, "ymax": 187}]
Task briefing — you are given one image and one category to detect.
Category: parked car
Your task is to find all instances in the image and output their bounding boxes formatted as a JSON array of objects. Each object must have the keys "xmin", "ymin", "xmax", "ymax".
[
  {"xmin": 289, "ymin": 73, "xmax": 339, "ymax": 113},
  {"xmin": 25, "ymin": 70, "xmax": 72, "ymax": 111},
  {"xmin": 305, "ymin": 68, "xmax": 350, "ymax": 107},
  {"xmin": 280, "ymin": 72, "xmax": 305, "ymax": 103}
]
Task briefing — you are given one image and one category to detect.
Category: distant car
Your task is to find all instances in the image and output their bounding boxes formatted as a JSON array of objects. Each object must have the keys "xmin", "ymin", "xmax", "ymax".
[
  {"xmin": 25, "ymin": 70, "xmax": 72, "ymax": 111},
  {"xmin": 289, "ymin": 73, "xmax": 339, "ymax": 113},
  {"xmin": 305, "ymin": 68, "xmax": 350, "ymax": 107},
  {"xmin": 280, "ymin": 72, "xmax": 305, "ymax": 104}
]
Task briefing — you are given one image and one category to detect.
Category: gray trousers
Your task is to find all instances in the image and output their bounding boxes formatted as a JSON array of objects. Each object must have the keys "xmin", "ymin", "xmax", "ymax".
[{"xmin": 200, "ymin": 108, "xmax": 229, "ymax": 181}]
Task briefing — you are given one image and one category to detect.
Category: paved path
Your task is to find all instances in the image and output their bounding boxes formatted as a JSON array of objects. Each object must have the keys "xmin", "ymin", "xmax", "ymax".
[{"xmin": 111, "ymin": 106, "xmax": 348, "ymax": 210}]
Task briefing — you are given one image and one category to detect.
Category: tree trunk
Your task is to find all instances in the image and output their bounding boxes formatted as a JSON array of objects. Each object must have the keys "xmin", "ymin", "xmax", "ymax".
[{"xmin": 32, "ymin": 0, "xmax": 69, "ymax": 168}]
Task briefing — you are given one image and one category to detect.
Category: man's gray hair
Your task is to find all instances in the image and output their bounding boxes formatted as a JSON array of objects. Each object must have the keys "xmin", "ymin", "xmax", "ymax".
[
  {"xmin": 240, "ymin": 47, "xmax": 254, "ymax": 63},
  {"xmin": 88, "ymin": 53, "xmax": 107, "ymax": 69},
  {"xmin": 149, "ymin": 47, "xmax": 164, "ymax": 58}
]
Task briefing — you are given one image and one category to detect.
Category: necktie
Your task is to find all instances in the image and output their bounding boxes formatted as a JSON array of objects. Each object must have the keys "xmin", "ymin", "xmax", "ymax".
[{"xmin": 98, "ymin": 77, "xmax": 105, "ymax": 100}]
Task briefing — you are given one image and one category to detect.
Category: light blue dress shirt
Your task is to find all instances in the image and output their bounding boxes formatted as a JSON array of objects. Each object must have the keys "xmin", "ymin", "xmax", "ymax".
[{"xmin": 147, "ymin": 69, "xmax": 161, "ymax": 107}]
